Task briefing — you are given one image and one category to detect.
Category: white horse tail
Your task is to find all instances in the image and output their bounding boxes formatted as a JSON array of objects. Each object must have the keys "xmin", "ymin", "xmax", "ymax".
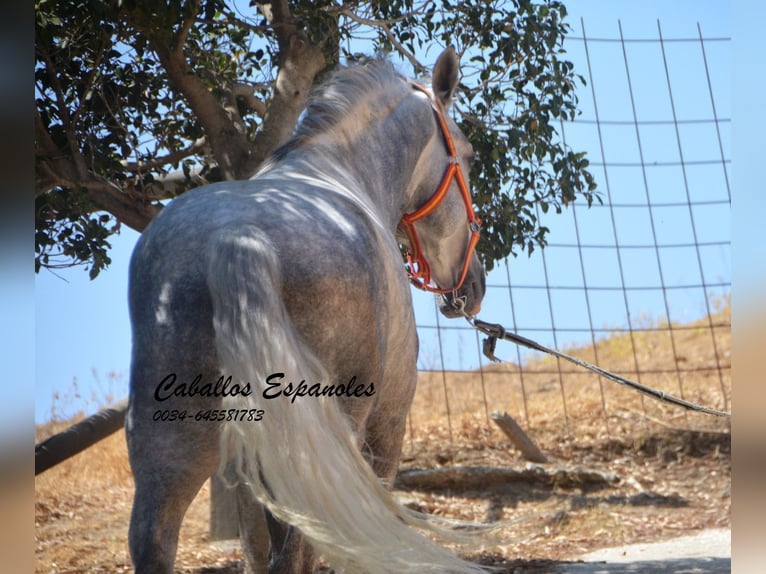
[{"xmin": 205, "ymin": 226, "xmax": 485, "ymax": 574}]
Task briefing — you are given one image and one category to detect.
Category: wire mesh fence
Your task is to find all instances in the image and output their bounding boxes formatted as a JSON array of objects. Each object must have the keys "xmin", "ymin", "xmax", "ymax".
[{"xmin": 405, "ymin": 21, "xmax": 731, "ymax": 451}]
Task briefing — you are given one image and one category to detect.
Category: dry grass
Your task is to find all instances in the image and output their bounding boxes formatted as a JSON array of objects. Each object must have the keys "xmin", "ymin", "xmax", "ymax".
[
  {"xmin": 407, "ymin": 303, "xmax": 730, "ymax": 441},
  {"xmin": 35, "ymin": 305, "xmax": 730, "ymax": 573}
]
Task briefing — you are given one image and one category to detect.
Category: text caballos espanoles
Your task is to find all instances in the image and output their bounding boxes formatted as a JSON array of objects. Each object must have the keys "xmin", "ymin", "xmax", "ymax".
[{"xmin": 154, "ymin": 372, "xmax": 375, "ymax": 404}]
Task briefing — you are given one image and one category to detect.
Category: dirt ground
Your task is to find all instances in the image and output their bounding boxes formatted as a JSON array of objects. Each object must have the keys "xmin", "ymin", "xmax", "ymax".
[{"xmin": 35, "ymin": 309, "xmax": 730, "ymax": 573}]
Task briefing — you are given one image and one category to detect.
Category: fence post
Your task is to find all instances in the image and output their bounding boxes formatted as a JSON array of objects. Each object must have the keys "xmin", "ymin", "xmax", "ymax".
[{"xmin": 35, "ymin": 398, "xmax": 128, "ymax": 475}]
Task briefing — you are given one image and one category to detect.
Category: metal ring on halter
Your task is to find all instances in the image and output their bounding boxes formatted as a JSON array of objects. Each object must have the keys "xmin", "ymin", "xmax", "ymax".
[{"xmin": 449, "ymin": 293, "xmax": 468, "ymax": 317}]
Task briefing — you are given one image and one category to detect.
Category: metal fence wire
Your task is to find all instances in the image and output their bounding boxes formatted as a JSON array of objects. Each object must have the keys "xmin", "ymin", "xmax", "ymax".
[{"xmin": 405, "ymin": 21, "xmax": 731, "ymax": 449}]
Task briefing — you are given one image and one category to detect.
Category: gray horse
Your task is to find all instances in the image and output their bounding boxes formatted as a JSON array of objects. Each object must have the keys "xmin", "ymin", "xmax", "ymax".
[{"xmin": 126, "ymin": 47, "xmax": 487, "ymax": 574}]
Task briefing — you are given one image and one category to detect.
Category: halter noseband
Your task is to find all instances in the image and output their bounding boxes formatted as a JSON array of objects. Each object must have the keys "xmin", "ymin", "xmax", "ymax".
[{"xmin": 399, "ymin": 83, "xmax": 481, "ymax": 294}]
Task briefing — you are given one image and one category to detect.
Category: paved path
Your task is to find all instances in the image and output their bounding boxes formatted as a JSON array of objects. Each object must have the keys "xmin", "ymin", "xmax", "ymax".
[
  {"xmin": 212, "ymin": 528, "xmax": 731, "ymax": 572},
  {"xmin": 559, "ymin": 528, "xmax": 731, "ymax": 573}
]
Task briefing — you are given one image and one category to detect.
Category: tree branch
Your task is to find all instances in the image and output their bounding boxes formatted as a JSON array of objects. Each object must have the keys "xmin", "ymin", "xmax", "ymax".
[
  {"xmin": 70, "ymin": 34, "xmax": 108, "ymax": 127},
  {"xmin": 39, "ymin": 169, "xmax": 162, "ymax": 233},
  {"xmin": 242, "ymin": 1, "xmax": 328, "ymax": 173},
  {"xmin": 340, "ymin": 7, "xmax": 425, "ymax": 74},
  {"xmin": 173, "ymin": 2, "xmax": 198, "ymax": 56},
  {"xmin": 121, "ymin": 137, "xmax": 208, "ymax": 173},
  {"xmin": 35, "ymin": 109, "xmax": 79, "ymax": 195},
  {"xmin": 231, "ymin": 83, "xmax": 268, "ymax": 117},
  {"xmin": 82, "ymin": 181, "xmax": 162, "ymax": 232},
  {"xmin": 37, "ymin": 46, "xmax": 89, "ymax": 181},
  {"xmin": 262, "ymin": 0, "xmax": 293, "ymax": 46},
  {"xmin": 136, "ymin": 169, "xmax": 212, "ymax": 202},
  {"xmin": 124, "ymin": 4, "xmax": 253, "ymax": 181},
  {"xmin": 36, "ymin": 115, "xmax": 162, "ymax": 232},
  {"xmin": 34, "ymin": 108, "xmax": 59, "ymax": 158},
  {"xmin": 156, "ymin": 49, "xmax": 251, "ymax": 179}
]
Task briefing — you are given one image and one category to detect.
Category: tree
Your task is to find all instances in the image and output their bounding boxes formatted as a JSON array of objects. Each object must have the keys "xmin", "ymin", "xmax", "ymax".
[{"xmin": 35, "ymin": 0, "xmax": 597, "ymax": 278}]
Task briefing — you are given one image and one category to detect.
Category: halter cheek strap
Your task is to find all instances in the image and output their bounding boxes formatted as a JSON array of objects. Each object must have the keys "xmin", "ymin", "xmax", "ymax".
[{"xmin": 399, "ymin": 83, "xmax": 481, "ymax": 294}]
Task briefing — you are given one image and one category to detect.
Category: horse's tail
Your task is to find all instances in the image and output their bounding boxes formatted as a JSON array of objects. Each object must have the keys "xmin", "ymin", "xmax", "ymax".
[{"xmin": 205, "ymin": 227, "xmax": 485, "ymax": 574}]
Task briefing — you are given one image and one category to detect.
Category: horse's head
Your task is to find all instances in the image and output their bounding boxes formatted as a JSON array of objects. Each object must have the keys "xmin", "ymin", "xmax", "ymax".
[{"xmin": 399, "ymin": 47, "xmax": 486, "ymax": 319}]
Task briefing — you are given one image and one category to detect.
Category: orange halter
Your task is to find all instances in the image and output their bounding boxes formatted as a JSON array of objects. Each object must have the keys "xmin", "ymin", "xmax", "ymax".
[{"xmin": 399, "ymin": 83, "xmax": 481, "ymax": 294}]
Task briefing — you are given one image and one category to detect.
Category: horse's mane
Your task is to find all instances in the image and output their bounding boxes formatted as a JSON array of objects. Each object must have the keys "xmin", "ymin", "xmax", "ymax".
[
  {"xmin": 296, "ymin": 58, "xmax": 407, "ymax": 138},
  {"xmin": 263, "ymin": 58, "xmax": 412, "ymax": 166}
]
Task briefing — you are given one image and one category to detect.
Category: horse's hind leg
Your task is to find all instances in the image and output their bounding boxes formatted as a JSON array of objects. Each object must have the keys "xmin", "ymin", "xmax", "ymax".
[
  {"xmin": 236, "ymin": 481, "xmax": 269, "ymax": 574},
  {"xmin": 263, "ymin": 514, "xmax": 317, "ymax": 574},
  {"xmin": 363, "ymin": 368, "xmax": 419, "ymax": 488},
  {"xmin": 126, "ymin": 393, "xmax": 220, "ymax": 574},
  {"xmin": 237, "ymin": 481, "xmax": 316, "ymax": 574}
]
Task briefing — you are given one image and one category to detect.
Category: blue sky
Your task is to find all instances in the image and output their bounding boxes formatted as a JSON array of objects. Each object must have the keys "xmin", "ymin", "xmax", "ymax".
[{"xmin": 33, "ymin": 1, "xmax": 739, "ymax": 423}]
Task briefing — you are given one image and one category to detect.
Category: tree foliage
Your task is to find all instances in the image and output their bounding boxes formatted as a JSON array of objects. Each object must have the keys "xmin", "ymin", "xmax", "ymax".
[{"xmin": 35, "ymin": 0, "xmax": 597, "ymax": 278}]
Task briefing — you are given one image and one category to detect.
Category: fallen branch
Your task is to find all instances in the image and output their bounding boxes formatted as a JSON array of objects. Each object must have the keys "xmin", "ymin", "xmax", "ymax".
[{"xmin": 395, "ymin": 464, "xmax": 619, "ymax": 491}]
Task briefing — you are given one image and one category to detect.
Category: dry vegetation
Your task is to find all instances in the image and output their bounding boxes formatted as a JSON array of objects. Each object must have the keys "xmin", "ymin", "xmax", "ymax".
[{"xmin": 35, "ymin": 305, "xmax": 730, "ymax": 573}]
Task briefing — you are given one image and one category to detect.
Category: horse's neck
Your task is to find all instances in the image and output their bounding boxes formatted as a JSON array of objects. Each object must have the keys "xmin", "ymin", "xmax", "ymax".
[{"xmin": 297, "ymin": 117, "xmax": 433, "ymax": 232}]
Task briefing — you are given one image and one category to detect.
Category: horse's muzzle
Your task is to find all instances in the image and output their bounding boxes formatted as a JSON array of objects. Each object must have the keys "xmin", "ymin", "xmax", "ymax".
[{"xmin": 437, "ymin": 259, "xmax": 486, "ymax": 319}]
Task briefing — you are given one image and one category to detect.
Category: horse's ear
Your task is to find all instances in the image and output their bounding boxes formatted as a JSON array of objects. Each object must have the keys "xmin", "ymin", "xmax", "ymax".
[{"xmin": 432, "ymin": 46, "xmax": 459, "ymax": 109}]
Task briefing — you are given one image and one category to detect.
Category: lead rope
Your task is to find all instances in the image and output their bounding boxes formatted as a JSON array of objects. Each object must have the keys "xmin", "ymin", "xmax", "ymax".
[{"xmin": 451, "ymin": 300, "xmax": 730, "ymax": 418}]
